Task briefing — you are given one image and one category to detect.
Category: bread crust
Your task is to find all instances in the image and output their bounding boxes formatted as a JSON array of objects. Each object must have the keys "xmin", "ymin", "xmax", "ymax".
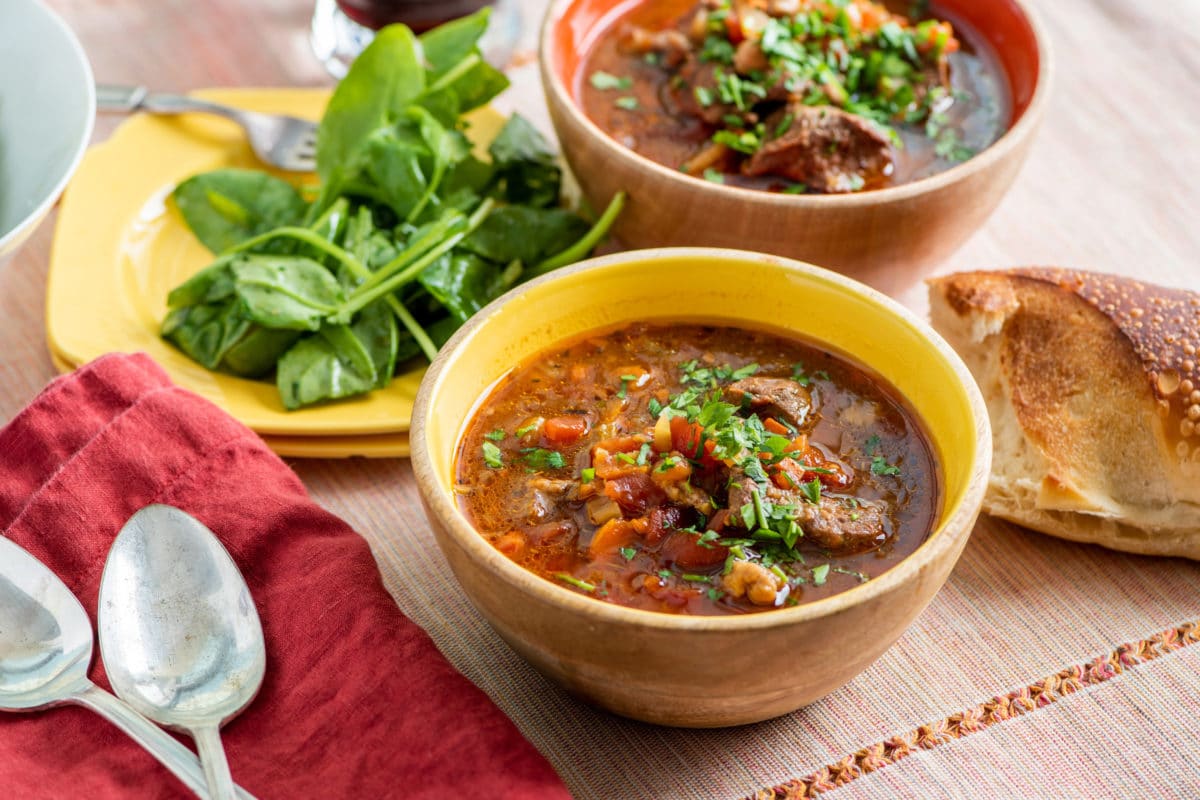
[{"xmin": 929, "ymin": 268, "xmax": 1200, "ymax": 559}]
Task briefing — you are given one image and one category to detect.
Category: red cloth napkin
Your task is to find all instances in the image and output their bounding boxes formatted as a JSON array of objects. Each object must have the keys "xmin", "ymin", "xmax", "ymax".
[{"xmin": 0, "ymin": 353, "xmax": 571, "ymax": 799}]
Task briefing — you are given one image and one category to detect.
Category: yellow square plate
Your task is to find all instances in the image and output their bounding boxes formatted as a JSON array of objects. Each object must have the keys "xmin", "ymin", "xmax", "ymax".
[
  {"xmin": 47, "ymin": 87, "xmax": 502, "ymax": 441},
  {"xmin": 48, "ymin": 345, "xmax": 410, "ymax": 459}
]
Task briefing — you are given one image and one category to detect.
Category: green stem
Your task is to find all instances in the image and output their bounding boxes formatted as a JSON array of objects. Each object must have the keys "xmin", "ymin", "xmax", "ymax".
[
  {"xmin": 386, "ymin": 297, "xmax": 438, "ymax": 362},
  {"xmin": 222, "ymin": 227, "xmax": 370, "ymax": 280},
  {"xmin": 531, "ymin": 191, "xmax": 626, "ymax": 276},
  {"xmin": 353, "ymin": 209, "xmax": 466, "ymax": 295},
  {"xmin": 334, "ymin": 198, "xmax": 495, "ymax": 321},
  {"xmin": 307, "ymin": 196, "xmax": 350, "ymax": 239},
  {"xmin": 425, "ymin": 52, "xmax": 482, "ymax": 96}
]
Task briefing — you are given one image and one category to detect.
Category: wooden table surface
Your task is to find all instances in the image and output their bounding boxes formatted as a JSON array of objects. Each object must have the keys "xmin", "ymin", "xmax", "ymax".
[{"xmin": 7, "ymin": 1, "xmax": 1200, "ymax": 798}]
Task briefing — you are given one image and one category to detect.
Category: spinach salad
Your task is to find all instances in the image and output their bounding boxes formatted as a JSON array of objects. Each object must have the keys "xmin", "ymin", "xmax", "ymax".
[{"xmin": 162, "ymin": 10, "xmax": 624, "ymax": 410}]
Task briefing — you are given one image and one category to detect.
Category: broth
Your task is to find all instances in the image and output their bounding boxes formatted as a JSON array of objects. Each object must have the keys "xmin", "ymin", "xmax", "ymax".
[
  {"xmin": 578, "ymin": 0, "xmax": 1009, "ymax": 193},
  {"xmin": 454, "ymin": 322, "xmax": 941, "ymax": 615}
]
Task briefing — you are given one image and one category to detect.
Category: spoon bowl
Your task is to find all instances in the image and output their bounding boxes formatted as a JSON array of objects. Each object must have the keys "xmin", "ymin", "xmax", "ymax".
[
  {"xmin": 99, "ymin": 504, "xmax": 265, "ymax": 800},
  {"xmin": 0, "ymin": 537, "xmax": 93, "ymax": 708},
  {"xmin": 0, "ymin": 535, "xmax": 255, "ymax": 799}
]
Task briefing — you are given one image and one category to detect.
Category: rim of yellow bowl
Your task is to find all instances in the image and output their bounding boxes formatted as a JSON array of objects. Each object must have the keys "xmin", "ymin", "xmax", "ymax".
[{"xmin": 411, "ymin": 247, "xmax": 992, "ymax": 633}]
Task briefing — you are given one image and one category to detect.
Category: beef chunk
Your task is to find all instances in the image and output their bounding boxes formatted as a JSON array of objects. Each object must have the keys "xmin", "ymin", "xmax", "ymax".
[
  {"xmin": 796, "ymin": 499, "xmax": 888, "ymax": 553},
  {"xmin": 620, "ymin": 25, "xmax": 692, "ymax": 68},
  {"xmin": 743, "ymin": 105, "xmax": 894, "ymax": 193},
  {"xmin": 724, "ymin": 376, "xmax": 813, "ymax": 430},
  {"xmin": 671, "ymin": 57, "xmax": 743, "ymax": 126},
  {"xmin": 727, "ymin": 468, "xmax": 889, "ymax": 555}
]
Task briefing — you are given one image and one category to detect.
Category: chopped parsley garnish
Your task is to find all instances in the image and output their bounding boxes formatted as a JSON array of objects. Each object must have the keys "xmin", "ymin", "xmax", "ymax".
[
  {"xmin": 833, "ymin": 566, "xmax": 870, "ymax": 583},
  {"xmin": 706, "ymin": 587, "xmax": 725, "ymax": 601},
  {"xmin": 484, "ymin": 429, "xmax": 506, "ymax": 441},
  {"xmin": 556, "ymin": 573, "xmax": 596, "ymax": 593},
  {"xmin": 812, "ymin": 564, "xmax": 831, "ymax": 586},
  {"xmin": 648, "ymin": 397, "xmax": 664, "ymax": 417},
  {"xmin": 702, "ymin": 168, "xmax": 725, "ymax": 184},
  {"xmin": 871, "ymin": 456, "xmax": 901, "ymax": 476},
  {"xmin": 521, "ymin": 447, "xmax": 565, "ymax": 471},
  {"xmin": 619, "ymin": 546, "xmax": 637, "ymax": 561},
  {"xmin": 682, "ymin": 573, "xmax": 713, "ymax": 583},
  {"xmin": 515, "ymin": 421, "xmax": 541, "ymax": 438},
  {"xmin": 865, "ymin": 435, "xmax": 901, "ymax": 476},
  {"xmin": 581, "ymin": 467, "xmax": 596, "ymax": 483},
  {"xmin": 636, "ymin": 442, "xmax": 653, "ymax": 465},
  {"xmin": 482, "ymin": 441, "xmax": 504, "ymax": 469},
  {"xmin": 617, "ymin": 373, "xmax": 639, "ymax": 399},
  {"xmin": 615, "ymin": 96, "xmax": 639, "ymax": 111},
  {"xmin": 589, "ymin": 71, "xmax": 632, "ymax": 91},
  {"xmin": 800, "ymin": 478, "xmax": 822, "ymax": 505}
]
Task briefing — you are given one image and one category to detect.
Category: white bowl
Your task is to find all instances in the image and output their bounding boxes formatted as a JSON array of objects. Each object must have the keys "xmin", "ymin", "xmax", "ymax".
[{"xmin": 0, "ymin": 0, "xmax": 94, "ymax": 262}]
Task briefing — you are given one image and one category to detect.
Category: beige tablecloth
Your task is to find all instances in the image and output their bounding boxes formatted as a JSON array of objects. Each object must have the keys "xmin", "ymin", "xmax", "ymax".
[{"xmin": 6, "ymin": 1, "xmax": 1200, "ymax": 797}]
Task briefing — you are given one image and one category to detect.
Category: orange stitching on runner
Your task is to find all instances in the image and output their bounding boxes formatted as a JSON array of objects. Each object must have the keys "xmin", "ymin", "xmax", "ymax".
[{"xmin": 750, "ymin": 621, "xmax": 1200, "ymax": 799}]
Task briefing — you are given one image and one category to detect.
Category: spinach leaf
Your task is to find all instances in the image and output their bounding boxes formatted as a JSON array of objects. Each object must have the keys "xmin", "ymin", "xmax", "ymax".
[
  {"xmin": 171, "ymin": 170, "xmax": 307, "ymax": 254},
  {"xmin": 219, "ymin": 327, "xmax": 303, "ymax": 378},
  {"xmin": 315, "ymin": 25, "xmax": 426, "ymax": 200},
  {"xmin": 231, "ymin": 256, "xmax": 346, "ymax": 331},
  {"xmin": 461, "ymin": 206, "xmax": 589, "ymax": 266},
  {"xmin": 165, "ymin": 257, "xmax": 236, "ymax": 308},
  {"xmin": 418, "ymin": 252, "xmax": 521, "ymax": 324},
  {"xmin": 276, "ymin": 299, "xmax": 398, "ymax": 409},
  {"xmin": 161, "ymin": 301, "xmax": 251, "ymax": 370},
  {"xmin": 418, "ymin": 8, "xmax": 509, "ymax": 120},
  {"xmin": 488, "ymin": 114, "xmax": 561, "ymax": 208}
]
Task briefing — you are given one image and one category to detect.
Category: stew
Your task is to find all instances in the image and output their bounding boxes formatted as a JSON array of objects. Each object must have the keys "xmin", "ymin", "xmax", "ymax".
[
  {"xmin": 455, "ymin": 322, "xmax": 940, "ymax": 615},
  {"xmin": 579, "ymin": 0, "xmax": 1009, "ymax": 193}
]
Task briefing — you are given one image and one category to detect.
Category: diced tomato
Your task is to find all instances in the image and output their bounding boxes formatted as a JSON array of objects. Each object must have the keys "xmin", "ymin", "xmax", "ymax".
[
  {"xmin": 494, "ymin": 531, "xmax": 527, "ymax": 560},
  {"xmin": 544, "ymin": 415, "xmax": 588, "ymax": 445},
  {"xmin": 644, "ymin": 505, "xmax": 685, "ymax": 544},
  {"xmin": 661, "ymin": 532, "xmax": 729, "ymax": 569},
  {"xmin": 772, "ymin": 454, "xmax": 853, "ymax": 491},
  {"xmin": 669, "ymin": 417, "xmax": 719, "ymax": 468},
  {"xmin": 643, "ymin": 577, "xmax": 700, "ymax": 609},
  {"xmin": 604, "ymin": 472, "xmax": 667, "ymax": 515},
  {"xmin": 589, "ymin": 518, "xmax": 638, "ymax": 557},
  {"xmin": 724, "ymin": 11, "xmax": 744, "ymax": 43},
  {"xmin": 706, "ymin": 508, "xmax": 731, "ymax": 533}
]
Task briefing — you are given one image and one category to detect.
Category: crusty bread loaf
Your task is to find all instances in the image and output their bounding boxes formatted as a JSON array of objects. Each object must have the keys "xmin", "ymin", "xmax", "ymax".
[{"xmin": 928, "ymin": 268, "xmax": 1200, "ymax": 559}]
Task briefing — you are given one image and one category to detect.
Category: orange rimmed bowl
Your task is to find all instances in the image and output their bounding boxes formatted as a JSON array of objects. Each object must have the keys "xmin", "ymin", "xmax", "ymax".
[
  {"xmin": 539, "ymin": 0, "xmax": 1052, "ymax": 287},
  {"xmin": 411, "ymin": 248, "xmax": 991, "ymax": 727}
]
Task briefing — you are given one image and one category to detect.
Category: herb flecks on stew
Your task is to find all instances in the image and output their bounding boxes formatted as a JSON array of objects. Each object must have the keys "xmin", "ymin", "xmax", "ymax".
[
  {"xmin": 455, "ymin": 323, "xmax": 939, "ymax": 615},
  {"xmin": 580, "ymin": 0, "xmax": 1008, "ymax": 193}
]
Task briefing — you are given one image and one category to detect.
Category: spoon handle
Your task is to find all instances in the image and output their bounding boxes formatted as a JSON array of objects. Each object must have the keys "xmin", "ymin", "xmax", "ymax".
[
  {"xmin": 194, "ymin": 724, "xmax": 237, "ymax": 800},
  {"xmin": 70, "ymin": 683, "xmax": 256, "ymax": 800}
]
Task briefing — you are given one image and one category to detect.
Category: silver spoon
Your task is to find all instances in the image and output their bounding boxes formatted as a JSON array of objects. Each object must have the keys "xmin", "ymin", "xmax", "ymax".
[
  {"xmin": 98, "ymin": 505, "xmax": 266, "ymax": 800},
  {"xmin": 0, "ymin": 535, "xmax": 253, "ymax": 799}
]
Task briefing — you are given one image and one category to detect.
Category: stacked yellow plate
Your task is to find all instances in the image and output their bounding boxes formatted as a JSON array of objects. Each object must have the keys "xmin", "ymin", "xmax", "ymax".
[{"xmin": 47, "ymin": 88, "xmax": 473, "ymax": 458}]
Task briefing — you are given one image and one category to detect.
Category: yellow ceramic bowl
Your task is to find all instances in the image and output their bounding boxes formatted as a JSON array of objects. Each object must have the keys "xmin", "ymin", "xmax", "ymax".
[
  {"xmin": 539, "ymin": 0, "xmax": 1053, "ymax": 287},
  {"xmin": 411, "ymin": 248, "xmax": 990, "ymax": 727}
]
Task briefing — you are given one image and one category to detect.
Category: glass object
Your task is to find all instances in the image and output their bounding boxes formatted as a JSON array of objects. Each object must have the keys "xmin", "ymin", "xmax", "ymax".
[{"xmin": 310, "ymin": 0, "xmax": 520, "ymax": 78}]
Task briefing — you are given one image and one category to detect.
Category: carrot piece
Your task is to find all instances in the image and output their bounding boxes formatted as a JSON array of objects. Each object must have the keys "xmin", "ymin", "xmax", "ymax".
[
  {"xmin": 763, "ymin": 417, "xmax": 790, "ymax": 436},
  {"xmin": 544, "ymin": 415, "xmax": 588, "ymax": 445},
  {"xmin": 589, "ymin": 518, "xmax": 638, "ymax": 557}
]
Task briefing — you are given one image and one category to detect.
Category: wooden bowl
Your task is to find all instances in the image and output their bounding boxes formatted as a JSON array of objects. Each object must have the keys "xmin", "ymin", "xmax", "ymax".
[
  {"xmin": 410, "ymin": 248, "xmax": 991, "ymax": 727},
  {"xmin": 539, "ymin": 0, "xmax": 1052, "ymax": 288}
]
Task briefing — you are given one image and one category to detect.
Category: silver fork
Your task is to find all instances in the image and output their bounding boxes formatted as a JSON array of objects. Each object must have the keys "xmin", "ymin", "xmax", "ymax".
[{"xmin": 96, "ymin": 84, "xmax": 317, "ymax": 172}]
